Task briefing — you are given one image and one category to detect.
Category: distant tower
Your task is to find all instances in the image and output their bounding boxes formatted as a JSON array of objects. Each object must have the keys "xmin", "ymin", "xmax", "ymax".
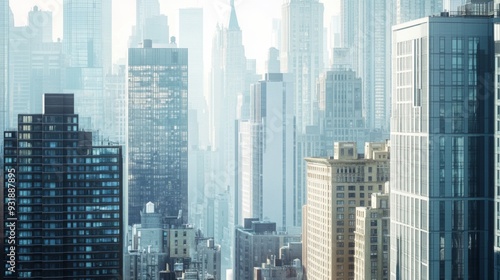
[
  {"xmin": 128, "ymin": 41, "xmax": 189, "ymax": 225},
  {"xmin": 397, "ymin": 0, "xmax": 443, "ymax": 24},
  {"xmin": 62, "ymin": 0, "xmax": 112, "ymax": 133},
  {"xmin": 281, "ymin": 0, "xmax": 324, "ymax": 133},
  {"xmin": 179, "ymin": 8, "xmax": 206, "ymax": 147},
  {"xmin": 240, "ymin": 73, "xmax": 295, "ymax": 229}
]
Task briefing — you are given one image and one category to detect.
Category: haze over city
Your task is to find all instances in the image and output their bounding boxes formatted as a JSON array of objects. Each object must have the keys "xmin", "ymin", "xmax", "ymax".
[{"xmin": 2, "ymin": 0, "xmax": 500, "ymax": 280}]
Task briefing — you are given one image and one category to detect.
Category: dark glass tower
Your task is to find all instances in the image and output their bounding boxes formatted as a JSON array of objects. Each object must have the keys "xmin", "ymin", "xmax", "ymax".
[
  {"xmin": 2, "ymin": 94, "xmax": 123, "ymax": 279},
  {"xmin": 128, "ymin": 41, "xmax": 188, "ymax": 225}
]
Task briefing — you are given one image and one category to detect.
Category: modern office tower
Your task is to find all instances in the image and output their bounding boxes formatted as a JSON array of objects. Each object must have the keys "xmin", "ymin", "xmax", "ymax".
[
  {"xmin": 235, "ymin": 218, "xmax": 301, "ymax": 280},
  {"xmin": 318, "ymin": 69, "xmax": 365, "ymax": 156},
  {"xmin": 2, "ymin": 94, "xmax": 123, "ymax": 279},
  {"xmin": 128, "ymin": 40, "xmax": 188, "ymax": 225},
  {"xmin": 339, "ymin": 0, "xmax": 393, "ymax": 132},
  {"xmin": 281, "ymin": 0, "xmax": 324, "ymax": 133},
  {"xmin": 302, "ymin": 142, "xmax": 390, "ymax": 280},
  {"xmin": 354, "ymin": 189, "xmax": 390, "ymax": 280},
  {"xmin": 239, "ymin": 73, "xmax": 294, "ymax": 229},
  {"xmin": 63, "ymin": 0, "xmax": 112, "ymax": 133},
  {"xmin": 127, "ymin": 202, "xmax": 169, "ymax": 280},
  {"xmin": 391, "ymin": 15, "xmax": 495, "ymax": 279},
  {"xmin": 134, "ymin": 0, "xmax": 161, "ymax": 45},
  {"xmin": 397, "ymin": 0, "xmax": 443, "ymax": 24},
  {"xmin": 179, "ymin": 8, "xmax": 207, "ymax": 148}
]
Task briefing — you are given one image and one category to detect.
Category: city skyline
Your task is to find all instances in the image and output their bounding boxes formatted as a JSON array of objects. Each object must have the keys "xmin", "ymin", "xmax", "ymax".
[
  {"xmin": 9, "ymin": 0, "xmax": 342, "ymax": 73},
  {"xmin": 5, "ymin": 0, "xmax": 500, "ymax": 279}
]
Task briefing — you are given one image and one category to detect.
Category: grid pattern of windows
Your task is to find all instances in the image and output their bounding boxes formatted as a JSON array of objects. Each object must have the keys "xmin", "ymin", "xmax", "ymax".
[
  {"xmin": 128, "ymin": 47, "xmax": 188, "ymax": 225},
  {"xmin": 2, "ymin": 94, "xmax": 123, "ymax": 279},
  {"xmin": 391, "ymin": 17, "xmax": 494, "ymax": 280}
]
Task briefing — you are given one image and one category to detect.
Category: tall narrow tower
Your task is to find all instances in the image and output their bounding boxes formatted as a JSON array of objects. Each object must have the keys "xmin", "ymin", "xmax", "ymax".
[
  {"xmin": 281, "ymin": 0, "xmax": 324, "ymax": 133},
  {"xmin": 62, "ymin": 0, "xmax": 112, "ymax": 133},
  {"xmin": 128, "ymin": 41, "xmax": 189, "ymax": 226},
  {"xmin": 391, "ymin": 15, "xmax": 495, "ymax": 279}
]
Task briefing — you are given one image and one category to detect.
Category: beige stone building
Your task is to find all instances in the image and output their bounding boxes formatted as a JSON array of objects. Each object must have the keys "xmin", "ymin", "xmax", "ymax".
[
  {"xmin": 302, "ymin": 142, "xmax": 389, "ymax": 280},
  {"xmin": 354, "ymin": 188, "xmax": 390, "ymax": 280}
]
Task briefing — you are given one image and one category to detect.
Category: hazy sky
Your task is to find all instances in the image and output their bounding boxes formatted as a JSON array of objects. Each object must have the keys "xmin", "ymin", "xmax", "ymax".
[{"xmin": 10, "ymin": 0, "xmax": 339, "ymax": 73}]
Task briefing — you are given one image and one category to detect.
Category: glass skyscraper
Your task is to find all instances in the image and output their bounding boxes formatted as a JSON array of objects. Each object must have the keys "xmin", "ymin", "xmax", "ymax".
[
  {"xmin": 391, "ymin": 15, "xmax": 495, "ymax": 279},
  {"xmin": 128, "ymin": 41, "xmax": 188, "ymax": 226},
  {"xmin": 62, "ymin": 0, "xmax": 112, "ymax": 134},
  {"xmin": 2, "ymin": 94, "xmax": 123, "ymax": 279}
]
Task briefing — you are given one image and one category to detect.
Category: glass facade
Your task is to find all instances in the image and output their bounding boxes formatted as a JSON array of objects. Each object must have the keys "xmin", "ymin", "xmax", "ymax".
[
  {"xmin": 128, "ymin": 45, "xmax": 188, "ymax": 225},
  {"xmin": 2, "ymin": 94, "xmax": 123, "ymax": 279},
  {"xmin": 62, "ymin": 0, "xmax": 112, "ymax": 134},
  {"xmin": 391, "ymin": 16, "xmax": 494, "ymax": 280}
]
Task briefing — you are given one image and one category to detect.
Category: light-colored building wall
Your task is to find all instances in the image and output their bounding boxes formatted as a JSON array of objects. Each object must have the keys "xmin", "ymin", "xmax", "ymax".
[
  {"xmin": 354, "ymin": 190, "xmax": 390, "ymax": 280},
  {"xmin": 303, "ymin": 142, "xmax": 390, "ymax": 280}
]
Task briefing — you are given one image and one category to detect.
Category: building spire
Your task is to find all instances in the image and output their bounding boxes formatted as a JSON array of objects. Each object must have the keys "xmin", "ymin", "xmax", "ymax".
[{"xmin": 228, "ymin": 0, "xmax": 240, "ymax": 30}]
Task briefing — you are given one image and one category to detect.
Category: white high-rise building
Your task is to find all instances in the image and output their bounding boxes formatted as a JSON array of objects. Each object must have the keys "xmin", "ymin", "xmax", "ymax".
[
  {"xmin": 179, "ymin": 8, "xmax": 207, "ymax": 148},
  {"xmin": 239, "ymin": 73, "xmax": 295, "ymax": 230},
  {"xmin": 391, "ymin": 14, "xmax": 495, "ymax": 279}
]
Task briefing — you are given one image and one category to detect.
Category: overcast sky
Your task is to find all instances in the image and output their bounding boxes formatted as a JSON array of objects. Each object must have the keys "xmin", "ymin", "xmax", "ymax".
[{"xmin": 10, "ymin": 0, "xmax": 339, "ymax": 72}]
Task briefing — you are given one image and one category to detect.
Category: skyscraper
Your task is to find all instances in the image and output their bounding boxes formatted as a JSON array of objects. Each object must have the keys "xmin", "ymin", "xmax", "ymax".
[
  {"xmin": 134, "ymin": 0, "xmax": 160, "ymax": 45},
  {"xmin": 391, "ymin": 15, "xmax": 495, "ymax": 279},
  {"xmin": 239, "ymin": 73, "xmax": 295, "ymax": 229},
  {"xmin": 62, "ymin": 0, "xmax": 112, "ymax": 134},
  {"xmin": 318, "ymin": 69, "xmax": 365, "ymax": 155},
  {"xmin": 209, "ymin": 2, "xmax": 246, "ymax": 275},
  {"xmin": 128, "ymin": 40, "xmax": 188, "ymax": 225},
  {"xmin": 340, "ymin": 0, "xmax": 393, "ymax": 132},
  {"xmin": 9, "ymin": 7, "xmax": 63, "ymax": 129},
  {"xmin": 281, "ymin": 0, "xmax": 324, "ymax": 133},
  {"xmin": 179, "ymin": 8, "xmax": 206, "ymax": 148},
  {"xmin": 2, "ymin": 94, "xmax": 123, "ymax": 279}
]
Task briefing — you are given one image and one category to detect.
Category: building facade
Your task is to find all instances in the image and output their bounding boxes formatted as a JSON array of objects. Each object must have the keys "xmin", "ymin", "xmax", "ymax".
[
  {"xmin": 239, "ymin": 73, "xmax": 295, "ymax": 230},
  {"xmin": 2, "ymin": 94, "xmax": 123, "ymax": 279},
  {"xmin": 391, "ymin": 15, "xmax": 495, "ymax": 279},
  {"xmin": 318, "ymin": 69, "xmax": 365, "ymax": 155},
  {"xmin": 303, "ymin": 142, "xmax": 390, "ymax": 280},
  {"xmin": 128, "ymin": 41, "xmax": 188, "ymax": 225},
  {"xmin": 62, "ymin": 0, "xmax": 112, "ymax": 134},
  {"xmin": 281, "ymin": 0, "xmax": 324, "ymax": 133},
  {"xmin": 235, "ymin": 218, "xmax": 301, "ymax": 280},
  {"xmin": 354, "ymin": 190, "xmax": 390, "ymax": 280}
]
